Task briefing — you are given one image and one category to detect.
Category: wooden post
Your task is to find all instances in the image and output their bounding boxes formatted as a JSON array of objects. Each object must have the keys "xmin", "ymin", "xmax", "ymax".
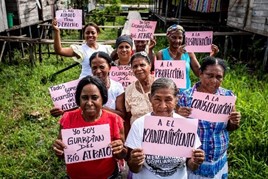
[
  {"xmin": 29, "ymin": 43, "xmax": 35, "ymax": 66},
  {"xmin": 224, "ymin": 35, "xmax": 229, "ymax": 60},
  {"xmin": 37, "ymin": 25, "xmax": 43, "ymax": 63},
  {"xmin": 177, "ymin": 0, "xmax": 183, "ymax": 24},
  {"xmin": 164, "ymin": 0, "xmax": 169, "ymax": 27},
  {"xmin": 20, "ymin": 28, "xmax": 25, "ymax": 58},
  {"xmin": 262, "ymin": 37, "xmax": 268, "ymax": 71},
  {"xmin": 0, "ymin": 41, "xmax": 6, "ymax": 62},
  {"xmin": 7, "ymin": 32, "xmax": 12, "ymax": 63}
]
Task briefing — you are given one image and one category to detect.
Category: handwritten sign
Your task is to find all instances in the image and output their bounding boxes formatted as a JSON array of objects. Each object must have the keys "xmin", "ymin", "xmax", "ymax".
[
  {"xmin": 62, "ymin": 124, "xmax": 112, "ymax": 164},
  {"xmin": 189, "ymin": 91, "xmax": 237, "ymax": 122},
  {"xmin": 130, "ymin": 20, "xmax": 157, "ymax": 40},
  {"xmin": 142, "ymin": 116, "xmax": 198, "ymax": 157},
  {"xmin": 185, "ymin": 31, "xmax": 213, "ymax": 52},
  {"xmin": 110, "ymin": 66, "xmax": 136, "ymax": 89},
  {"xmin": 154, "ymin": 60, "xmax": 186, "ymax": 88},
  {"xmin": 56, "ymin": 9, "xmax": 82, "ymax": 29},
  {"xmin": 49, "ymin": 79, "xmax": 80, "ymax": 111}
]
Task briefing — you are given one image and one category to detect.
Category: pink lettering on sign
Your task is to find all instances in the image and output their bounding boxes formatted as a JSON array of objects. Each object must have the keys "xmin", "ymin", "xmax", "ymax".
[
  {"xmin": 142, "ymin": 116, "xmax": 199, "ymax": 157},
  {"xmin": 130, "ymin": 20, "xmax": 157, "ymax": 40},
  {"xmin": 49, "ymin": 79, "xmax": 80, "ymax": 111},
  {"xmin": 110, "ymin": 66, "xmax": 136, "ymax": 89},
  {"xmin": 61, "ymin": 124, "xmax": 112, "ymax": 164},
  {"xmin": 189, "ymin": 91, "xmax": 237, "ymax": 122},
  {"xmin": 56, "ymin": 9, "xmax": 82, "ymax": 29},
  {"xmin": 154, "ymin": 60, "xmax": 186, "ymax": 88},
  {"xmin": 185, "ymin": 31, "xmax": 213, "ymax": 52}
]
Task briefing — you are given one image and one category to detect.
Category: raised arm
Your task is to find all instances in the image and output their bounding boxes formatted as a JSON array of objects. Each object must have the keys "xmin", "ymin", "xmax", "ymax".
[
  {"xmin": 156, "ymin": 50, "xmax": 163, "ymax": 60},
  {"xmin": 52, "ymin": 19, "xmax": 78, "ymax": 57},
  {"xmin": 189, "ymin": 52, "xmax": 200, "ymax": 77}
]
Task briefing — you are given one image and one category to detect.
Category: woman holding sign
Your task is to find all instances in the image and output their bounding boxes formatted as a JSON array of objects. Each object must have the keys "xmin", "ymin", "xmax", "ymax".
[
  {"xmin": 50, "ymin": 52, "xmax": 125, "ymax": 118},
  {"xmin": 52, "ymin": 76, "xmax": 127, "ymax": 179},
  {"xmin": 125, "ymin": 78, "xmax": 205, "ymax": 179},
  {"xmin": 177, "ymin": 57, "xmax": 241, "ymax": 178},
  {"xmin": 156, "ymin": 24, "xmax": 219, "ymax": 91},
  {"xmin": 52, "ymin": 19, "xmax": 113, "ymax": 79},
  {"xmin": 89, "ymin": 51, "xmax": 124, "ymax": 118},
  {"xmin": 124, "ymin": 51, "xmax": 154, "ymax": 125}
]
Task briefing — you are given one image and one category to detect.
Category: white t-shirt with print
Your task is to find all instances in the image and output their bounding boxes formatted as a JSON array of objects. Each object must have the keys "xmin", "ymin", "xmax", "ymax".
[
  {"xmin": 104, "ymin": 79, "xmax": 124, "ymax": 109},
  {"xmin": 125, "ymin": 113, "xmax": 201, "ymax": 179}
]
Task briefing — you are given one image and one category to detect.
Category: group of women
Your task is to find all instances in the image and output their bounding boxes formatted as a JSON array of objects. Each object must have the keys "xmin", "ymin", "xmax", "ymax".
[{"xmin": 51, "ymin": 19, "xmax": 241, "ymax": 179}]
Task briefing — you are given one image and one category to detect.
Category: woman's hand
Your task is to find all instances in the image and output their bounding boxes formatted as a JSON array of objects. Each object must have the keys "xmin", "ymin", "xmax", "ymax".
[
  {"xmin": 110, "ymin": 139, "xmax": 124, "ymax": 155},
  {"xmin": 210, "ymin": 44, "xmax": 219, "ymax": 57},
  {"xmin": 50, "ymin": 107, "xmax": 64, "ymax": 117},
  {"xmin": 53, "ymin": 139, "xmax": 66, "ymax": 156},
  {"xmin": 128, "ymin": 148, "xmax": 145, "ymax": 173},
  {"xmin": 178, "ymin": 44, "xmax": 186, "ymax": 54},
  {"xmin": 149, "ymin": 37, "xmax": 156, "ymax": 51},
  {"xmin": 227, "ymin": 111, "xmax": 241, "ymax": 131},
  {"xmin": 130, "ymin": 148, "xmax": 145, "ymax": 166},
  {"xmin": 175, "ymin": 106, "xmax": 191, "ymax": 117},
  {"xmin": 192, "ymin": 149, "xmax": 205, "ymax": 165},
  {"xmin": 52, "ymin": 18, "xmax": 60, "ymax": 32},
  {"xmin": 229, "ymin": 111, "xmax": 241, "ymax": 125},
  {"xmin": 187, "ymin": 149, "xmax": 205, "ymax": 171}
]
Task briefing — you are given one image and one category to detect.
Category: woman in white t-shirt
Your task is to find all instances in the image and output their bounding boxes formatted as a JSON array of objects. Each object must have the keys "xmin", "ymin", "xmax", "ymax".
[
  {"xmin": 52, "ymin": 19, "xmax": 113, "ymax": 79},
  {"xmin": 50, "ymin": 52, "xmax": 124, "ymax": 118},
  {"xmin": 89, "ymin": 51, "xmax": 124, "ymax": 117},
  {"xmin": 125, "ymin": 78, "xmax": 205, "ymax": 179}
]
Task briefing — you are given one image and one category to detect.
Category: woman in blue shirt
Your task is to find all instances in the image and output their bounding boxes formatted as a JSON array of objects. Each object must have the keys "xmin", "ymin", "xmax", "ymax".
[{"xmin": 177, "ymin": 56, "xmax": 241, "ymax": 178}]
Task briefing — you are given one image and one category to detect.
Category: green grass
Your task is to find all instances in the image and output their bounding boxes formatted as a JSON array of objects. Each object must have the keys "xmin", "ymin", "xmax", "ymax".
[
  {"xmin": 0, "ymin": 19, "xmax": 267, "ymax": 177},
  {"xmin": 0, "ymin": 56, "xmax": 77, "ymax": 178}
]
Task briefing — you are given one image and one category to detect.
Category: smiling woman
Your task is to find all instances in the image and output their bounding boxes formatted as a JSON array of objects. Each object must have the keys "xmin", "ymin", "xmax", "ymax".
[
  {"xmin": 52, "ymin": 76, "xmax": 127, "ymax": 179},
  {"xmin": 113, "ymin": 35, "xmax": 133, "ymax": 66},
  {"xmin": 52, "ymin": 19, "xmax": 114, "ymax": 79}
]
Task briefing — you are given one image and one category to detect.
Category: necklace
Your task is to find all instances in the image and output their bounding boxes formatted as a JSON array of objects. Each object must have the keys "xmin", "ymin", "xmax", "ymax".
[{"xmin": 168, "ymin": 48, "xmax": 178, "ymax": 59}]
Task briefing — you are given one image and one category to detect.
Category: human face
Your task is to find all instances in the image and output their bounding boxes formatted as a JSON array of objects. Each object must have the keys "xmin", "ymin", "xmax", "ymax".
[
  {"xmin": 131, "ymin": 57, "xmax": 151, "ymax": 81},
  {"xmin": 168, "ymin": 31, "xmax": 183, "ymax": 48},
  {"xmin": 91, "ymin": 57, "xmax": 110, "ymax": 82},
  {"xmin": 117, "ymin": 42, "xmax": 132, "ymax": 60},
  {"xmin": 80, "ymin": 84, "xmax": 103, "ymax": 120},
  {"xmin": 199, "ymin": 64, "xmax": 224, "ymax": 94},
  {"xmin": 84, "ymin": 26, "xmax": 98, "ymax": 45},
  {"xmin": 134, "ymin": 40, "xmax": 148, "ymax": 52},
  {"xmin": 150, "ymin": 88, "xmax": 177, "ymax": 117}
]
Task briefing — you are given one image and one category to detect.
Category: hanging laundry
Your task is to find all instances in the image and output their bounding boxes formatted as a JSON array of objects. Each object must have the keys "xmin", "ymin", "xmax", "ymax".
[{"xmin": 188, "ymin": 0, "xmax": 222, "ymax": 13}]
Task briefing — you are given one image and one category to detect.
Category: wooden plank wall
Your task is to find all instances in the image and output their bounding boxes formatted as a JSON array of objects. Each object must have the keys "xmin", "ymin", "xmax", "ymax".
[
  {"xmin": 41, "ymin": 0, "xmax": 53, "ymax": 21},
  {"xmin": 227, "ymin": 0, "xmax": 268, "ymax": 37},
  {"xmin": 17, "ymin": 0, "xmax": 39, "ymax": 25},
  {"xmin": 5, "ymin": 0, "xmax": 40, "ymax": 27},
  {"xmin": 0, "ymin": 0, "xmax": 8, "ymax": 32}
]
